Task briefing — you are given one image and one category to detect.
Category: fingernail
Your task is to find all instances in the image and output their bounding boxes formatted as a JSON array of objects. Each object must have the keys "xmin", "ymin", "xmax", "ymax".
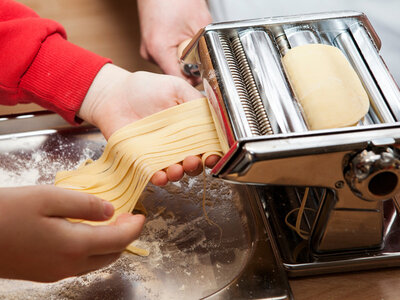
[{"xmin": 103, "ymin": 200, "xmax": 114, "ymax": 218}]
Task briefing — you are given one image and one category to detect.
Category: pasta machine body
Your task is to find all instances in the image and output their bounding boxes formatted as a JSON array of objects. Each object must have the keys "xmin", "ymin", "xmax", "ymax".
[{"xmin": 182, "ymin": 11, "xmax": 400, "ymax": 277}]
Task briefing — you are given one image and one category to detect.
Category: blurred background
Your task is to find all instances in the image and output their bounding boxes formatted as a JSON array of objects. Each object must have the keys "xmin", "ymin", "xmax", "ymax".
[{"xmin": 11, "ymin": 0, "xmax": 400, "ymax": 115}]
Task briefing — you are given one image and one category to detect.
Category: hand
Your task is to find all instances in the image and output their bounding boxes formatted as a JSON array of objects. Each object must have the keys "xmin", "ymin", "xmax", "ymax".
[
  {"xmin": 0, "ymin": 185, "xmax": 145, "ymax": 282},
  {"xmin": 78, "ymin": 64, "xmax": 220, "ymax": 186},
  {"xmin": 137, "ymin": 0, "xmax": 212, "ymax": 84}
]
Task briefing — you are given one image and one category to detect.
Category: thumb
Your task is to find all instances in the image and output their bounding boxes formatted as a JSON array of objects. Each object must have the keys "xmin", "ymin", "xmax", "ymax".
[
  {"xmin": 84, "ymin": 213, "xmax": 146, "ymax": 255},
  {"xmin": 42, "ymin": 186, "xmax": 114, "ymax": 221},
  {"xmin": 156, "ymin": 47, "xmax": 186, "ymax": 78}
]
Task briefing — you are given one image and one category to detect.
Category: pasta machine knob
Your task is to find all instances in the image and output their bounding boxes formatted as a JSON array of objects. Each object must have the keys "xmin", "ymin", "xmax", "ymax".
[
  {"xmin": 345, "ymin": 147, "xmax": 400, "ymax": 201},
  {"xmin": 182, "ymin": 63, "xmax": 200, "ymax": 77}
]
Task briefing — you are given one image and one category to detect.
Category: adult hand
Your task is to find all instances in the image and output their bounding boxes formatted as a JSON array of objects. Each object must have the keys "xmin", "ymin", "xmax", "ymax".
[
  {"xmin": 0, "ymin": 185, "xmax": 145, "ymax": 282},
  {"xmin": 78, "ymin": 64, "xmax": 220, "ymax": 186},
  {"xmin": 137, "ymin": 0, "xmax": 212, "ymax": 84}
]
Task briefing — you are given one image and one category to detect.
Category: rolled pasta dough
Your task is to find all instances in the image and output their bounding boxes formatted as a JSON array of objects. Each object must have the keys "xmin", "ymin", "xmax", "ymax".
[{"xmin": 282, "ymin": 44, "xmax": 369, "ymax": 130}]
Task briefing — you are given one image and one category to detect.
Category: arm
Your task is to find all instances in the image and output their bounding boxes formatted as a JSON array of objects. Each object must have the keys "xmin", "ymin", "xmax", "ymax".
[
  {"xmin": 0, "ymin": 0, "xmax": 110, "ymax": 124},
  {"xmin": 0, "ymin": 0, "xmax": 216, "ymax": 184},
  {"xmin": 137, "ymin": 0, "xmax": 212, "ymax": 84}
]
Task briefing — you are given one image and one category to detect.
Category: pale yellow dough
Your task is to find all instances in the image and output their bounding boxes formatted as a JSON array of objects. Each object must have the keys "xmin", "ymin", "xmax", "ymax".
[
  {"xmin": 55, "ymin": 98, "xmax": 225, "ymax": 255},
  {"xmin": 282, "ymin": 44, "xmax": 369, "ymax": 130}
]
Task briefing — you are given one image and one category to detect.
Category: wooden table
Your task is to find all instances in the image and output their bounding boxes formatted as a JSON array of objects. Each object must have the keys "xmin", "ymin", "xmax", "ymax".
[
  {"xmin": 290, "ymin": 268, "xmax": 400, "ymax": 299},
  {"xmin": 13, "ymin": 1, "xmax": 400, "ymax": 299}
]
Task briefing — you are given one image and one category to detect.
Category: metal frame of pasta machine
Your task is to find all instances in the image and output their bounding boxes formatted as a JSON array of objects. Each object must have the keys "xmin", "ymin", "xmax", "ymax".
[{"xmin": 181, "ymin": 10, "xmax": 400, "ymax": 279}]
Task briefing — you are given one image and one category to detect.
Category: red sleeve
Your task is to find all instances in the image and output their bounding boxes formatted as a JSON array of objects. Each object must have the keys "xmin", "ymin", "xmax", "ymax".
[{"xmin": 0, "ymin": 0, "xmax": 111, "ymax": 124}]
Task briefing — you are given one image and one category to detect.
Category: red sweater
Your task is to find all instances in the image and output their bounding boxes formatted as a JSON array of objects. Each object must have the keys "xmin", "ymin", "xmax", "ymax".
[{"xmin": 0, "ymin": 0, "xmax": 111, "ymax": 124}]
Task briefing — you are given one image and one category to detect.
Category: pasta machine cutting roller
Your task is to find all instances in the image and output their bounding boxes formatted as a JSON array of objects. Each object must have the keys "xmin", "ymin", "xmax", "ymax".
[{"xmin": 181, "ymin": 11, "xmax": 400, "ymax": 277}]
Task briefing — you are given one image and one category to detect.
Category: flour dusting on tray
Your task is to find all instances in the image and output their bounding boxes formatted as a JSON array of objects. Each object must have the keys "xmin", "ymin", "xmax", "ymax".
[{"xmin": 0, "ymin": 130, "xmax": 251, "ymax": 299}]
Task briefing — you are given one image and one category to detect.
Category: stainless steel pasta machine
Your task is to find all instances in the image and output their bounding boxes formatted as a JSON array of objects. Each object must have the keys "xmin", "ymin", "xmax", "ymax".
[{"xmin": 181, "ymin": 10, "xmax": 400, "ymax": 280}]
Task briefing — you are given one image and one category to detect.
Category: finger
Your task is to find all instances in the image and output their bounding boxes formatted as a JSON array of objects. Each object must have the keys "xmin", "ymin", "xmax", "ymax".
[
  {"xmin": 151, "ymin": 170, "xmax": 168, "ymax": 186},
  {"xmin": 166, "ymin": 164, "xmax": 184, "ymax": 182},
  {"xmin": 205, "ymin": 154, "xmax": 221, "ymax": 168},
  {"xmin": 158, "ymin": 55, "xmax": 199, "ymax": 85},
  {"xmin": 158, "ymin": 48, "xmax": 184, "ymax": 76},
  {"xmin": 154, "ymin": 46, "xmax": 200, "ymax": 84},
  {"xmin": 78, "ymin": 253, "xmax": 121, "ymax": 276},
  {"xmin": 139, "ymin": 43, "xmax": 151, "ymax": 61},
  {"xmin": 86, "ymin": 213, "xmax": 145, "ymax": 255},
  {"xmin": 155, "ymin": 48, "xmax": 203, "ymax": 96},
  {"xmin": 183, "ymin": 156, "xmax": 202, "ymax": 176},
  {"xmin": 41, "ymin": 186, "xmax": 114, "ymax": 221}
]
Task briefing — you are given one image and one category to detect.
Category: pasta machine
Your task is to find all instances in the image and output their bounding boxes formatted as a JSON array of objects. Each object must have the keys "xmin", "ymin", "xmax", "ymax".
[{"xmin": 181, "ymin": 10, "xmax": 400, "ymax": 278}]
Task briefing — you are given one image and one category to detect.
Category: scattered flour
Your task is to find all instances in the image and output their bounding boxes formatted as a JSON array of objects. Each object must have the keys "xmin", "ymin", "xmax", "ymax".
[{"xmin": 0, "ymin": 131, "xmax": 250, "ymax": 299}]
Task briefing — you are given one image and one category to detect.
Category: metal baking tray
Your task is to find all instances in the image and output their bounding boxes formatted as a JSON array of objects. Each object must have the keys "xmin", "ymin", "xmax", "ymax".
[{"xmin": 0, "ymin": 111, "xmax": 291, "ymax": 299}]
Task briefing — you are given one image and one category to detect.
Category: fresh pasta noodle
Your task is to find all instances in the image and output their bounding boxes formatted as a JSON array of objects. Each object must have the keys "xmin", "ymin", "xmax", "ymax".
[{"xmin": 55, "ymin": 98, "xmax": 226, "ymax": 255}]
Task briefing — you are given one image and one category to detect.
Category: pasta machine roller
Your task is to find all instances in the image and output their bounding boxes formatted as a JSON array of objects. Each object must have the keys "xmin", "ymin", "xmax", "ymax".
[{"xmin": 181, "ymin": 11, "xmax": 400, "ymax": 276}]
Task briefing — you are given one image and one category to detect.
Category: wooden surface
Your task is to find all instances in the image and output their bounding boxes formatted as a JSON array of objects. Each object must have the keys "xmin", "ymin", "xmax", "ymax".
[
  {"xmin": 290, "ymin": 268, "xmax": 400, "ymax": 299},
  {"xmin": 8, "ymin": 1, "xmax": 400, "ymax": 299}
]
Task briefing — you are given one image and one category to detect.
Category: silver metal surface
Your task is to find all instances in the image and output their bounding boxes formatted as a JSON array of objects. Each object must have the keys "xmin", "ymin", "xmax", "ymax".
[
  {"xmin": 186, "ymin": 11, "xmax": 400, "ymax": 192},
  {"xmin": 182, "ymin": 10, "xmax": 400, "ymax": 275},
  {"xmin": 205, "ymin": 31, "xmax": 255, "ymax": 140},
  {"xmin": 345, "ymin": 148, "xmax": 400, "ymax": 201},
  {"xmin": 217, "ymin": 124, "xmax": 400, "ymax": 185},
  {"xmin": 239, "ymin": 29, "xmax": 308, "ymax": 133},
  {"xmin": 218, "ymin": 32, "xmax": 261, "ymax": 136},
  {"xmin": 272, "ymin": 26, "xmax": 291, "ymax": 56},
  {"xmin": 181, "ymin": 63, "xmax": 200, "ymax": 77},
  {"xmin": 335, "ymin": 30, "xmax": 395, "ymax": 123},
  {"xmin": 205, "ymin": 11, "xmax": 379, "ymax": 46},
  {"xmin": 350, "ymin": 23, "xmax": 400, "ymax": 120},
  {"xmin": 216, "ymin": 125, "xmax": 400, "ymax": 252},
  {"xmin": 258, "ymin": 186, "xmax": 400, "ymax": 276},
  {"xmin": 313, "ymin": 186, "xmax": 384, "ymax": 252},
  {"xmin": 230, "ymin": 34, "xmax": 273, "ymax": 135},
  {"xmin": 285, "ymin": 27, "xmax": 321, "ymax": 48},
  {"xmin": 0, "ymin": 113, "xmax": 292, "ymax": 299}
]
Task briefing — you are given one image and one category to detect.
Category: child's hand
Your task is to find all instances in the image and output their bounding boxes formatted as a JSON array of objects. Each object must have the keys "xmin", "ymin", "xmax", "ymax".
[
  {"xmin": 0, "ymin": 185, "xmax": 144, "ymax": 282},
  {"xmin": 79, "ymin": 64, "xmax": 220, "ymax": 186}
]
